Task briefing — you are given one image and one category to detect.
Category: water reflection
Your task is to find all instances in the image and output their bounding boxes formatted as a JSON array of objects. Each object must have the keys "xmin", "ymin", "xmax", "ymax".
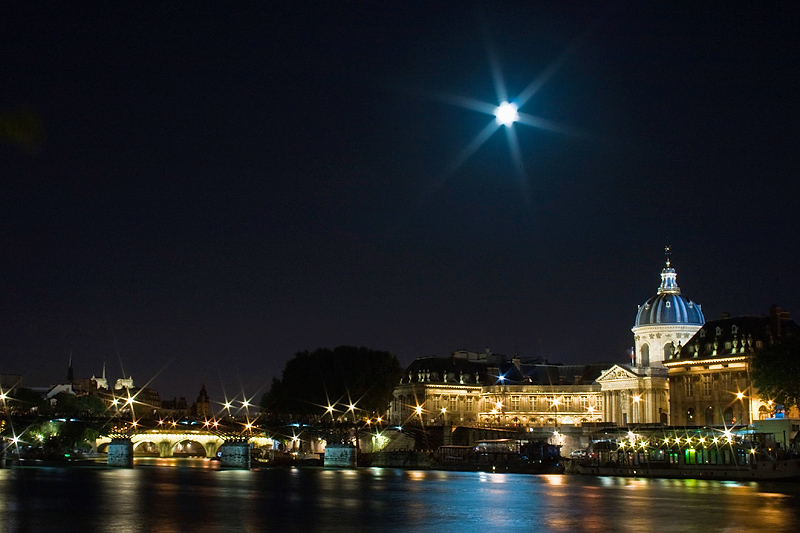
[{"xmin": 1, "ymin": 464, "xmax": 800, "ymax": 532}]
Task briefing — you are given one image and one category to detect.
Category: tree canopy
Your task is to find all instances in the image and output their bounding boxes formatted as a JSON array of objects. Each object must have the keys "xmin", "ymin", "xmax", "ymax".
[
  {"xmin": 8, "ymin": 387, "xmax": 46, "ymax": 413},
  {"xmin": 752, "ymin": 335, "xmax": 800, "ymax": 411},
  {"xmin": 261, "ymin": 346, "xmax": 403, "ymax": 418}
]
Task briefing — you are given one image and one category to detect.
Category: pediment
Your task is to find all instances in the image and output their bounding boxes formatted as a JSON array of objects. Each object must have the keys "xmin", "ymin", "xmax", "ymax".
[{"xmin": 596, "ymin": 364, "xmax": 639, "ymax": 383}]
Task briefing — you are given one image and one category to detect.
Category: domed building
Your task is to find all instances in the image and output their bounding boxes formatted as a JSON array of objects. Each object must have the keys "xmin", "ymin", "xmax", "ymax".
[
  {"xmin": 596, "ymin": 249, "xmax": 705, "ymax": 425},
  {"xmin": 632, "ymin": 251, "xmax": 704, "ymax": 367}
]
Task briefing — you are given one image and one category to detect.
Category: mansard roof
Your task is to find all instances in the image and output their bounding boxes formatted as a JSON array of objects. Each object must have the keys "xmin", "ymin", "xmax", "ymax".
[
  {"xmin": 401, "ymin": 355, "xmax": 606, "ymax": 387},
  {"xmin": 672, "ymin": 306, "xmax": 799, "ymax": 362}
]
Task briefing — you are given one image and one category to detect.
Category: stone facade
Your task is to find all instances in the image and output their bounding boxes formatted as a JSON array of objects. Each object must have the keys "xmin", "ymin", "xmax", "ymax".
[
  {"xmin": 663, "ymin": 306, "xmax": 798, "ymax": 426},
  {"xmin": 389, "ymin": 352, "xmax": 605, "ymax": 428}
]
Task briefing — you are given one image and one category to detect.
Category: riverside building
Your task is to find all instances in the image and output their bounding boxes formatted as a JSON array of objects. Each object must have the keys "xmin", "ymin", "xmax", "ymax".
[{"xmin": 389, "ymin": 250, "xmax": 707, "ymax": 429}]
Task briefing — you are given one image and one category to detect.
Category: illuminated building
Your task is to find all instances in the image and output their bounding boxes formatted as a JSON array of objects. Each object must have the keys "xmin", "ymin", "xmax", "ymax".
[
  {"xmin": 389, "ymin": 350, "xmax": 605, "ymax": 428},
  {"xmin": 390, "ymin": 251, "xmax": 707, "ymax": 429},
  {"xmin": 596, "ymin": 251, "xmax": 704, "ymax": 425},
  {"xmin": 664, "ymin": 306, "xmax": 799, "ymax": 426}
]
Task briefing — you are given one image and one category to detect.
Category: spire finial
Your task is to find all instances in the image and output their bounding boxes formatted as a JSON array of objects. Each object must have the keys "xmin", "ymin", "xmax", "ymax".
[{"xmin": 658, "ymin": 246, "xmax": 680, "ymax": 294}]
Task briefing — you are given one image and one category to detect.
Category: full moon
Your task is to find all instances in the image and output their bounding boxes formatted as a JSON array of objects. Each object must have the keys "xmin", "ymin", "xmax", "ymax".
[{"xmin": 494, "ymin": 101, "xmax": 519, "ymax": 127}]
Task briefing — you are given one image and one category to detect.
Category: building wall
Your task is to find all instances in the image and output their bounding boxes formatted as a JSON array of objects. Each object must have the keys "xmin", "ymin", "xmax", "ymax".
[
  {"xmin": 665, "ymin": 356, "xmax": 756, "ymax": 426},
  {"xmin": 664, "ymin": 309, "xmax": 799, "ymax": 427},
  {"xmin": 632, "ymin": 324, "xmax": 701, "ymax": 368},
  {"xmin": 389, "ymin": 382, "xmax": 602, "ymax": 428}
]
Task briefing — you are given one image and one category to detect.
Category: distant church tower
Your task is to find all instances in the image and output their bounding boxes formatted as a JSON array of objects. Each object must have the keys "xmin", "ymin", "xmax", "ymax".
[
  {"xmin": 632, "ymin": 247, "xmax": 705, "ymax": 367},
  {"xmin": 193, "ymin": 385, "xmax": 210, "ymax": 418}
]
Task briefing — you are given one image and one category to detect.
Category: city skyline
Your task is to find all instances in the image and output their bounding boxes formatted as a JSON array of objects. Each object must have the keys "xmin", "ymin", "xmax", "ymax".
[{"xmin": 2, "ymin": 4, "xmax": 798, "ymax": 400}]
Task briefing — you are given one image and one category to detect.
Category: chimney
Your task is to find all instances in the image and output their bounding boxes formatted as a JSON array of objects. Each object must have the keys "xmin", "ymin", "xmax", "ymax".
[{"xmin": 770, "ymin": 305, "xmax": 790, "ymax": 338}]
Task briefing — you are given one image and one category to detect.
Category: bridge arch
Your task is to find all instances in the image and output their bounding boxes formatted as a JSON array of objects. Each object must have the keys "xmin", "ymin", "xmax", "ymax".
[
  {"xmin": 172, "ymin": 439, "xmax": 207, "ymax": 457},
  {"xmin": 133, "ymin": 440, "xmax": 160, "ymax": 456},
  {"xmin": 96, "ymin": 431, "xmax": 274, "ymax": 459}
]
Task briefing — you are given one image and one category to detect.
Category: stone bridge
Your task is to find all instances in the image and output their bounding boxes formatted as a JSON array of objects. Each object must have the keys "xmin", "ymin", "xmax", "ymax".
[{"xmin": 96, "ymin": 430, "xmax": 274, "ymax": 458}]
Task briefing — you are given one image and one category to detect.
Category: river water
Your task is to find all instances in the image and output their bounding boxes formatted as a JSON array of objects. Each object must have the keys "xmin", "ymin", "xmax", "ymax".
[{"xmin": 2, "ymin": 458, "xmax": 800, "ymax": 532}]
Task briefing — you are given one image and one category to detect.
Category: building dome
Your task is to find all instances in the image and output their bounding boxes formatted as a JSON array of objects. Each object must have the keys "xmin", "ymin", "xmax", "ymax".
[{"xmin": 634, "ymin": 258, "xmax": 704, "ymax": 327}]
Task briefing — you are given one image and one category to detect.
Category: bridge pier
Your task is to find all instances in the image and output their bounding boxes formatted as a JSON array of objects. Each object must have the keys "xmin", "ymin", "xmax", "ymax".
[
  {"xmin": 107, "ymin": 438, "xmax": 134, "ymax": 468},
  {"xmin": 204, "ymin": 441, "xmax": 221, "ymax": 458},
  {"xmin": 158, "ymin": 440, "xmax": 174, "ymax": 458},
  {"xmin": 323, "ymin": 444, "xmax": 358, "ymax": 467},
  {"xmin": 219, "ymin": 439, "xmax": 252, "ymax": 469}
]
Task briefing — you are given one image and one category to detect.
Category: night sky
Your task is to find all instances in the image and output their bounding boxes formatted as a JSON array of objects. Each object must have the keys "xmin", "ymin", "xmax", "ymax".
[{"xmin": 2, "ymin": 3, "xmax": 798, "ymax": 402}]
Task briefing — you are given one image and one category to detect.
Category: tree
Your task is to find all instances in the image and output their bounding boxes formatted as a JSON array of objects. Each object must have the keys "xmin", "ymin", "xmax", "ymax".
[
  {"xmin": 8, "ymin": 387, "xmax": 46, "ymax": 413},
  {"xmin": 752, "ymin": 336, "xmax": 800, "ymax": 412},
  {"xmin": 261, "ymin": 346, "xmax": 403, "ymax": 418},
  {"xmin": 78, "ymin": 394, "xmax": 108, "ymax": 416}
]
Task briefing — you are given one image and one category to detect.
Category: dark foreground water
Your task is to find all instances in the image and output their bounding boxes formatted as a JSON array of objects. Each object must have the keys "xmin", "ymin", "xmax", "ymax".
[{"xmin": 3, "ymin": 458, "xmax": 800, "ymax": 532}]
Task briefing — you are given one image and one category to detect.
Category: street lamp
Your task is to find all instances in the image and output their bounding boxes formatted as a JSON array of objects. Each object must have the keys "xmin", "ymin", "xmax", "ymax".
[{"xmin": 632, "ymin": 394, "xmax": 642, "ymax": 424}]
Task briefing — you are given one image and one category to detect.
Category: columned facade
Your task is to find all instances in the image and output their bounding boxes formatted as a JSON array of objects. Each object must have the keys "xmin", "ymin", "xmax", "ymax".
[
  {"xmin": 598, "ymin": 250, "xmax": 704, "ymax": 425},
  {"xmin": 596, "ymin": 365, "xmax": 669, "ymax": 426}
]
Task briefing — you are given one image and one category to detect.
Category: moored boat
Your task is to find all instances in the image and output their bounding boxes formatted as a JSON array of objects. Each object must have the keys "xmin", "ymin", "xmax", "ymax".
[
  {"xmin": 438, "ymin": 438, "xmax": 564, "ymax": 474},
  {"xmin": 578, "ymin": 427, "xmax": 800, "ymax": 481}
]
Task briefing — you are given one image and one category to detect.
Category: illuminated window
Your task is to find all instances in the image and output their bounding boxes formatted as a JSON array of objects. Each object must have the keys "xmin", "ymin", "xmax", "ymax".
[{"xmin": 511, "ymin": 396, "xmax": 520, "ymax": 411}]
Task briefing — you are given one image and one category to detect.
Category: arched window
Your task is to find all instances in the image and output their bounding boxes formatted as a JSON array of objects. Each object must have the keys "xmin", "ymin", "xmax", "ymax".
[
  {"xmin": 704, "ymin": 406, "xmax": 714, "ymax": 425},
  {"xmin": 686, "ymin": 407, "xmax": 695, "ymax": 425},
  {"xmin": 723, "ymin": 407, "xmax": 734, "ymax": 425},
  {"xmin": 640, "ymin": 343, "xmax": 650, "ymax": 367}
]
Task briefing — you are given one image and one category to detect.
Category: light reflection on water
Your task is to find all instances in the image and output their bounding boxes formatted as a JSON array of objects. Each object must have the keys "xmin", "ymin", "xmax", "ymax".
[{"xmin": 1, "ymin": 460, "xmax": 800, "ymax": 532}]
